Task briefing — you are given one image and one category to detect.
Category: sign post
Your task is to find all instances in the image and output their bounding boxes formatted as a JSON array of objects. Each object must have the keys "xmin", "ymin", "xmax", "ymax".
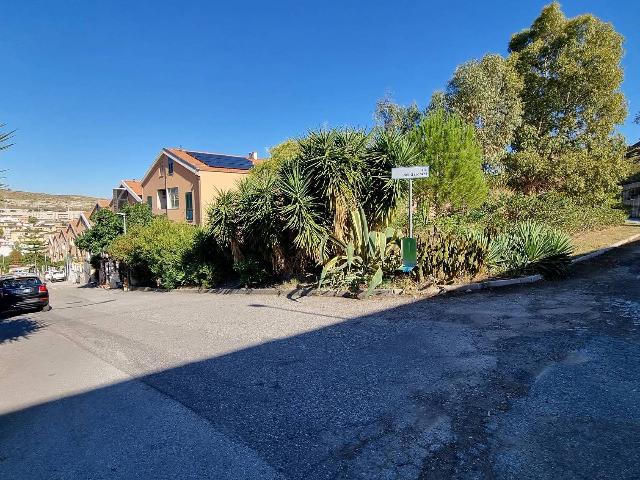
[{"xmin": 391, "ymin": 166, "xmax": 430, "ymax": 272}]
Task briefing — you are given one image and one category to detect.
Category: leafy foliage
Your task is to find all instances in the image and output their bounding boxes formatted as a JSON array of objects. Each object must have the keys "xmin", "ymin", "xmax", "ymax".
[
  {"xmin": 8, "ymin": 248, "xmax": 22, "ymax": 266},
  {"xmin": 466, "ymin": 191, "xmax": 628, "ymax": 234},
  {"xmin": 374, "ymin": 96, "xmax": 423, "ymax": 133},
  {"xmin": 233, "ymin": 258, "xmax": 272, "ymax": 288},
  {"xmin": 319, "ymin": 207, "xmax": 401, "ymax": 295},
  {"xmin": 506, "ymin": 2, "xmax": 628, "ymax": 203},
  {"xmin": 362, "ymin": 129, "xmax": 417, "ymax": 226},
  {"xmin": 21, "ymin": 227, "xmax": 46, "ymax": 266},
  {"xmin": 252, "ymin": 139, "xmax": 301, "ymax": 176},
  {"xmin": 487, "ymin": 221, "xmax": 573, "ymax": 278},
  {"xmin": 409, "ymin": 108, "xmax": 488, "ymax": 215},
  {"xmin": 76, "ymin": 209, "xmax": 123, "ymax": 254},
  {"xmin": 278, "ymin": 160, "xmax": 327, "ymax": 259},
  {"xmin": 206, "ymin": 127, "xmax": 413, "ymax": 280},
  {"xmin": 120, "ymin": 202, "xmax": 154, "ymax": 228},
  {"xmin": 108, "ymin": 217, "xmax": 204, "ymax": 289},
  {"xmin": 444, "ymin": 54, "xmax": 524, "ymax": 170}
]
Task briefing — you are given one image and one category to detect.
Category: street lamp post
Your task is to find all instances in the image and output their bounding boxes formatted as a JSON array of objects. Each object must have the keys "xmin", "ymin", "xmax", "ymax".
[{"xmin": 116, "ymin": 212, "xmax": 127, "ymax": 234}]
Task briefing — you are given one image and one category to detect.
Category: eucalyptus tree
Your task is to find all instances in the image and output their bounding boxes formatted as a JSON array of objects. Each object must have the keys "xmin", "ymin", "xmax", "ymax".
[
  {"xmin": 444, "ymin": 54, "xmax": 524, "ymax": 170},
  {"xmin": 506, "ymin": 2, "xmax": 628, "ymax": 203},
  {"xmin": 374, "ymin": 97, "xmax": 423, "ymax": 134}
]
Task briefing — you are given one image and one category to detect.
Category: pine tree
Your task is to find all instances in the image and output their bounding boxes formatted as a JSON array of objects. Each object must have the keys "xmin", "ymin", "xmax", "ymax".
[{"xmin": 409, "ymin": 108, "xmax": 488, "ymax": 215}]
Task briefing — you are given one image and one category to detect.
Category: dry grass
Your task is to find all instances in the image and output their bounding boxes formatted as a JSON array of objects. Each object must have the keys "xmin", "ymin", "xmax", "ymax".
[
  {"xmin": 0, "ymin": 189, "xmax": 105, "ymax": 211},
  {"xmin": 571, "ymin": 224, "xmax": 640, "ymax": 256}
]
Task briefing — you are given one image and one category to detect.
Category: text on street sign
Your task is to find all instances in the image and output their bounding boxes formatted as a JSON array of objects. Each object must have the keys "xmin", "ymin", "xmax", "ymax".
[{"xmin": 391, "ymin": 166, "xmax": 430, "ymax": 179}]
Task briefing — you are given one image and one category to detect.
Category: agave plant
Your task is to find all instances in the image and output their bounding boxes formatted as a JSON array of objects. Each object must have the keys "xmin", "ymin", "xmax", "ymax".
[
  {"xmin": 319, "ymin": 206, "xmax": 401, "ymax": 295},
  {"xmin": 487, "ymin": 221, "xmax": 573, "ymax": 278}
]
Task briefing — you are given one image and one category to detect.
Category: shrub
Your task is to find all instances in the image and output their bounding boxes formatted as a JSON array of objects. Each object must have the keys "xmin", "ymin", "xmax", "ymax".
[
  {"xmin": 415, "ymin": 227, "xmax": 490, "ymax": 284},
  {"xmin": 233, "ymin": 258, "xmax": 271, "ymax": 287},
  {"xmin": 487, "ymin": 221, "xmax": 573, "ymax": 278},
  {"xmin": 182, "ymin": 229, "xmax": 228, "ymax": 288},
  {"xmin": 109, "ymin": 217, "xmax": 202, "ymax": 289},
  {"xmin": 467, "ymin": 191, "xmax": 627, "ymax": 234}
]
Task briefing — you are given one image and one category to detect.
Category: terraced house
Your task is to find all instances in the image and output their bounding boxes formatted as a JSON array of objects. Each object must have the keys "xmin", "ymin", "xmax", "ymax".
[
  {"xmin": 111, "ymin": 179, "xmax": 144, "ymax": 210},
  {"xmin": 138, "ymin": 148, "xmax": 260, "ymax": 225}
]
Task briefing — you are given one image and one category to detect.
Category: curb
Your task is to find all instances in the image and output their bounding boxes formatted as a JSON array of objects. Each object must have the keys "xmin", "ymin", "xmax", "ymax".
[
  {"xmin": 127, "ymin": 285, "xmax": 403, "ymax": 298},
  {"xmin": 125, "ymin": 231, "xmax": 640, "ymax": 299},
  {"xmin": 571, "ymin": 232, "xmax": 640, "ymax": 264}
]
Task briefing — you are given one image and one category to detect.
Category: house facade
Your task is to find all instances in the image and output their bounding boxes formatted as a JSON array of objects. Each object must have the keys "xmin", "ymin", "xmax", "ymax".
[
  {"xmin": 111, "ymin": 180, "xmax": 143, "ymax": 210},
  {"xmin": 140, "ymin": 148, "xmax": 259, "ymax": 225}
]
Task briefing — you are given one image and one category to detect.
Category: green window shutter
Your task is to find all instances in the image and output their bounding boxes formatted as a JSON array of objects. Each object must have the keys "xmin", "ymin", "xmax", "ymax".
[{"xmin": 185, "ymin": 192, "xmax": 193, "ymax": 221}]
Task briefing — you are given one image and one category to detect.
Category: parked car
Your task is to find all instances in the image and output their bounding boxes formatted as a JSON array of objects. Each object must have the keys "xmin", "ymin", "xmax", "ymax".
[
  {"xmin": 44, "ymin": 269, "xmax": 66, "ymax": 282},
  {"xmin": 0, "ymin": 275, "xmax": 50, "ymax": 314},
  {"xmin": 51, "ymin": 270, "xmax": 66, "ymax": 282}
]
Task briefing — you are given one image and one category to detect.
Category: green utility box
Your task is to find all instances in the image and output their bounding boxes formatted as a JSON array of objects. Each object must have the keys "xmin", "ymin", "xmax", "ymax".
[{"xmin": 400, "ymin": 237, "xmax": 417, "ymax": 273}]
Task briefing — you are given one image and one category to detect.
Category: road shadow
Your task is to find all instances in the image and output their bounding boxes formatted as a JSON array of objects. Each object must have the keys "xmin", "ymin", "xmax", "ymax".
[
  {"xmin": 1, "ymin": 242, "xmax": 639, "ymax": 479},
  {"xmin": 0, "ymin": 317, "xmax": 44, "ymax": 344}
]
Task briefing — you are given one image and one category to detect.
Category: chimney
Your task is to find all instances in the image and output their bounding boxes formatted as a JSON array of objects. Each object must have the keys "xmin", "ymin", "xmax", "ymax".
[{"xmin": 248, "ymin": 151, "xmax": 258, "ymax": 161}]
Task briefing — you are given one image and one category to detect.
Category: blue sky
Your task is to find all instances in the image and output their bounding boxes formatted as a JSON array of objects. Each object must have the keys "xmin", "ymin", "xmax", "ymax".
[{"xmin": 1, "ymin": 0, "xmax": 639, "ymax": 198}]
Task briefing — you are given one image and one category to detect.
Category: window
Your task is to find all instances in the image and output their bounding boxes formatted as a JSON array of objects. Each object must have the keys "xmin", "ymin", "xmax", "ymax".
[
  {"xmin": 185, "ymin": 192, "xmax": 193, "ymax": 221},
  {"xmin": 146, "ymin": 196, "xmax": 152, "ymax": 209},
  {"xmin": 168, "ymin": 159, "xmax": 174, "ymax": 175},
  {"xmin": 157, "ymin": 189, "xmax": 167, "ymax": 210},
  {"xmin": 167, "ymin": 187, "xmax": 179, "ymax": 209},
  {"xmin": 1, "ymin": 277, "xmax": 41, "ymax": 288}
]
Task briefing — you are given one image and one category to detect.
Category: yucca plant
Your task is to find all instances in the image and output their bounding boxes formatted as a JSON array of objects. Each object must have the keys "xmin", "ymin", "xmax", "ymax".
[
  {"xmin": 488, "ymin": 221, "xmax": 573, "ymax": 278},
  {"xmin": 297, "ymin": 129, "xmax": 369, "ymax": 241},
  {"xmin": 278, "ymin": 160, "xmax": 328, "ymax": 260},
  {"xmin": 319, "ymin": 206, "xmax": 401, "ymax": 295},
  {"xmin": 0, "ymin": 124, "xmax": 14, "ymax": 151},
  {"xmin": 235, "ymin": 169, "xmax": 286, "ymax": 270},
  {"xmin": 363, "ymin": 129, "xmax": 419, "ymax": 227},
  {"xmin": 206, "ymin": 189, "xmax": 242, "ymax": 261}
]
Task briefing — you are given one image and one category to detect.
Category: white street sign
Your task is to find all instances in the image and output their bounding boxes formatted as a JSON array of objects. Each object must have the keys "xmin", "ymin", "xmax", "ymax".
[{"xmin": 391, "ymin": 166, "xmax": 430, "ymax": 179}]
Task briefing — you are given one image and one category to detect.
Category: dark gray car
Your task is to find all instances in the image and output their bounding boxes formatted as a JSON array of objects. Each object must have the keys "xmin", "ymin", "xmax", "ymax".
[{"xmin": 0, "ymin": 275, "xmax": 49, "ymax": 313}]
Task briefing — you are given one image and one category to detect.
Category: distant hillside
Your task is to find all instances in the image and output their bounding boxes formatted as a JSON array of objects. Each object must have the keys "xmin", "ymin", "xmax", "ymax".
[{"xmin": 0, "ymin": 189, "xmax": 106, "ymax": 211}]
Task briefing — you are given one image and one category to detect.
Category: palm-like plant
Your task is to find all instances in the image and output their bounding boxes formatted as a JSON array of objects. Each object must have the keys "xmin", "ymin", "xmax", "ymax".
[
  {"xmin": 488, "ymin": 221, "xmax": 573, "ymax": 277},
  {"xmin": 364, "ymin": 129, "xmax": 419, "ymax": 226},
  {"xmin": 278, "ymin": 160, "xmax": 328, "ymax": 259},
  {"xmin": 0, "ymin": 124, "xmax": 14, "ymax": 151},
  {"xmin": 298, "ymin": 129, "xmax": 369, "ymax": 240},
  {"xmin": 207, "ymin": 189, "xmax": 242, "ymax": 261}
]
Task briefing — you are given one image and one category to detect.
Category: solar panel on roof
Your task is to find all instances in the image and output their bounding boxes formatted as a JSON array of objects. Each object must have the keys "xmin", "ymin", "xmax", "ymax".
[{"xmin": 186, "ymin": 151, "xmax": 254, "ymax": 170}]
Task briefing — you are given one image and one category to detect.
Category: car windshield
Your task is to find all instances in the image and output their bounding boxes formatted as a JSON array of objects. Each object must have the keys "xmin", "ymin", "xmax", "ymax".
[{"xmin": 1, "ymin": 277, "xmax": 42, "ymax": 288}]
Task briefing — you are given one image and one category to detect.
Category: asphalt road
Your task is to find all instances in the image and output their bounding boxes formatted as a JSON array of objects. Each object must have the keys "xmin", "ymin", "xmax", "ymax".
[{"xmin": 1, "ymin": 242, "xmax": 639, "ymax": 479}]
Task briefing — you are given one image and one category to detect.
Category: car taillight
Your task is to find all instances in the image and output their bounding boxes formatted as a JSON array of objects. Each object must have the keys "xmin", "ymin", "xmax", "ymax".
[{"xmin": 39, "ymin": 285, "xmax": 48, "ymax": 293}]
